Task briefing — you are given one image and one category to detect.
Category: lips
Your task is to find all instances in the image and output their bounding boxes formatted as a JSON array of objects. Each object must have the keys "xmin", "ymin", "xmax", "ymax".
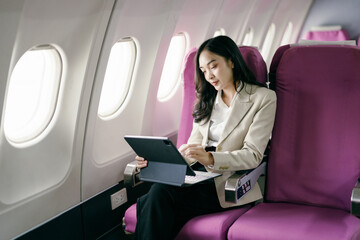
[{"xmin": 210, "ymin": 81, "xmax": 219, "ymax": 86}]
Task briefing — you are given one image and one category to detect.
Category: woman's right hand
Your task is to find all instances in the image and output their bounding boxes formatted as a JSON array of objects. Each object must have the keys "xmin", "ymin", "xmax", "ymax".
[{"xmin": 136, "ymin": 156, "xmax": 148, "ymax": 169}]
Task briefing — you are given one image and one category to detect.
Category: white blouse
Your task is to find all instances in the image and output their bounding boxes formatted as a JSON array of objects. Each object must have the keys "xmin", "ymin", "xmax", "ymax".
[{"xmin": 207, "ymin": 86, "xmax": 240, "ymax": 147}]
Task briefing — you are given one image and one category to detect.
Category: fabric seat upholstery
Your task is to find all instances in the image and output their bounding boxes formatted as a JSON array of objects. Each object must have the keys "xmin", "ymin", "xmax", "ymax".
[
  {"xmin": 229, "ymin": 203, "xmax": 360, "ymax": 240},
  {"xmin": 303, "ymin": 26, "xmax": 350, "ymax": 41},
  {"xmin": 228, "ymin": 44, "xmax": 360, "ymax": 240},
  {"xmin": 176, "ymin": 47, "xmax": 198, "ymax": 148}
]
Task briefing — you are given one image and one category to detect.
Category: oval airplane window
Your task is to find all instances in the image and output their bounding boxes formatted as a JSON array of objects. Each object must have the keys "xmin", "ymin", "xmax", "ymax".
[
  {"xmin": 280, "ymin": 22, "xmax": 293, "ymax": 46},
  {"xmin": 98, "ymin": 38, "xmax": 137, "ymax": 119},
  {"xmin": 214, "ymin": 28, "xmax": 226, "ymax": 37},
  {"xmin": 4, "ymin": 45, "xmax": 62, "ymax": 145},
  {"xmin": 157, "ymin": 33, "xmax": 187, "ymax": 102},
  {"xmin": 261, "ymin": 23, "xmax": 276, "ymax": 61},
  {"xmin": 242, "ymin": 27, "xmax": 254, "ymax": 46}
]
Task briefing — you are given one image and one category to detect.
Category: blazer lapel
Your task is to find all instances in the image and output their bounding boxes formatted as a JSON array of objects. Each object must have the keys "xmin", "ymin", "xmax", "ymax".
[{"xmin": 218, "ymin": 87, "xmax": 253, "ymax": 145}]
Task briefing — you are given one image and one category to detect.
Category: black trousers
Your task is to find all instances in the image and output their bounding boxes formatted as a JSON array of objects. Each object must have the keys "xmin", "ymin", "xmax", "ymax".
[{"xmin": 135, "ymin": 179, "xmax": 223, "ymax": 240}]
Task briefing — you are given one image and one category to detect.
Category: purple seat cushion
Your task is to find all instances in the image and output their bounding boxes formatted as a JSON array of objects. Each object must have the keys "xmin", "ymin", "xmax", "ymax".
[
  {"xmin": 228, "ymin": 202, "xmax": 360, "ymax": 240},
  {"xmin": 124, "ymin": 203, "xmax": 251, "ymax": 239},
  {"xmin": 175, "ymin": 205, "xmax": 251, "ymax": 240},
  {"xmin": 124, "ymin": 203, "xmax": 137, "ymax": 233}
]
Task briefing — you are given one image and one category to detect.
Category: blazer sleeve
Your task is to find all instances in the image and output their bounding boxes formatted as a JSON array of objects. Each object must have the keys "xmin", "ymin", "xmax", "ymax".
[
  {"xmin": 181, "ymin": 121, "xmax": 203, "ymax": 165},
  {"xmin": 211, "ymin": 90, "xmax": 277, "ymax": 171},
  {"xmin": 187, "ymin": 121, "xmax": 203, "ymax": 145}
]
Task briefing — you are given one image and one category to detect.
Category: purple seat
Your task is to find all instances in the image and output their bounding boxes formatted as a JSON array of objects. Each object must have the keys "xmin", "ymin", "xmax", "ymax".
[
  {"xmin": 124, "ymin": 203, "xmax": 137, "ymax": 233},
  {"xmin": 174, "ymin": 206, "xmax": 251, "ymax": 240},
  {"xmin": 303, "ymin": 26, "xmax": 350, "ymax": 41},
  {"xmin": 239, "ymin": 46, "xmax": 267, "ymax": 86},
  {"xmin": 176, "ymin": 47, "xmax": 198, "ymax": 148},
  {"xmin": 229, "ymin": 203, "xmax": 360, "ymax": 240},
  {"xmin": 123, "ymin": 46, "xmax": 268, "ymax": 239},
  {"xmin": 228, "ymin": 45, "xmax": 360, "ymax": 240}
]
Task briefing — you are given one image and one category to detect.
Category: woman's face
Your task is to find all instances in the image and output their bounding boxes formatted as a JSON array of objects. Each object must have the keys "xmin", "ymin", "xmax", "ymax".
[{"xmin": 199, "ymin": 49, "xmax": 234, "ymax": 92}]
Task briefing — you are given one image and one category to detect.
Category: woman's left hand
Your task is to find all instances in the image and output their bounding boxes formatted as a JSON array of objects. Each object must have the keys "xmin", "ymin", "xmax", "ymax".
[{"xmin": 179, "ymin": 144, "xmax": 214, "ymax": 166}]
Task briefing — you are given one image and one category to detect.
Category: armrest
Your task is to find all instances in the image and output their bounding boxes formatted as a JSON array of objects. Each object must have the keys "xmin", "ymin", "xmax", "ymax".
[
  {"xmin": 225, "ymin": 162, "xmax": 267, "ymax": 203},
  {"xmin": 124, "ymin": 160, "xmax": 143, "ymax": 188},
  {"xmin": 351, "ymin": 179, "xmax": 360, "ymax": 217}
]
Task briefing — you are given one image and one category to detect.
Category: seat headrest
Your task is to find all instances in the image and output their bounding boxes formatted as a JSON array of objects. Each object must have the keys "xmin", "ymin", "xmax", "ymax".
[
  {"xmin": 182, "ymin": 47, "xmax": 197, "ymax": 88},
  {"xmin": 303, "ymin": 25, "xmax": 350, "ymax": 41},
  {"xmin": 239, "ymin": 46, "xmax": 267, "ymax": 84}
]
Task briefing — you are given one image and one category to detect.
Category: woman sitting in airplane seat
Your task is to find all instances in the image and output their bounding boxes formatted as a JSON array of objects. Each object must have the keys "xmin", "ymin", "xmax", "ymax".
[{"xmin": 135, "ymin": 35, "xmax": 277, "ymax": 240}]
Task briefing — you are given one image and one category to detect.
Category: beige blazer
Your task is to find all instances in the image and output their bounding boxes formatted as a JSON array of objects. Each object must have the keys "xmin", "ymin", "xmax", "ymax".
[{"xmin": 187, "ymin": 84, "xmax": 277, "ymax": 208}]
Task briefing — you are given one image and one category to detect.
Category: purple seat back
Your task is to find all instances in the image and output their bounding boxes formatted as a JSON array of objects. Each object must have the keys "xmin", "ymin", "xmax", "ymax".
[
  {"xmin": 239, "ymin": 46, "xmax": 267, "ymax": 85},
  {"xmin": 176, "ymin": 48, "xmax": 197, "ymax": 148},
  {"xmin": 176, "ymin": 46, "xmax": 267, "ymax": 148},
  {"xmin": 303, "ymin": 28, "xmax": 350, "ymax": 41},
  {"xmin": 267, "ymin": 45, "xmax": 360, "ymax": 211}
]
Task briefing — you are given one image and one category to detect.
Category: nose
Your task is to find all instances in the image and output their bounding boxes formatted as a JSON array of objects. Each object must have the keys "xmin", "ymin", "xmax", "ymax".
[{"xmin": 205, "ymin": 70, "xmax": 214, "ymax": 80}]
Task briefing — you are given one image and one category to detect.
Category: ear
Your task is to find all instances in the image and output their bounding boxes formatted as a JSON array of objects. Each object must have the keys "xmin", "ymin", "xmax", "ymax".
[{"xmin": 228, "ymin": 59, "xmax": 234, "ymax": 68}]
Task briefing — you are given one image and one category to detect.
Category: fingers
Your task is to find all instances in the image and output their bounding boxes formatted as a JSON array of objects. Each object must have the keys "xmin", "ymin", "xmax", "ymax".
[
  {"xmin": 181, "ymin": 145, "xmax": 214, "ymax": 166},
  {"xmin": 178, "ymin": 144, "xmax": 187, "ymax": 152},
  {"xmin": 136, "ymin": 156, "xmax": 148, "ymax": 169},
  {"xmin": 179, "ymin": 143, "xmax": 202, "ymax": 155},
  {"xmin": 183, "ymin": 145, "xmax": 206, "ymax": 158}
]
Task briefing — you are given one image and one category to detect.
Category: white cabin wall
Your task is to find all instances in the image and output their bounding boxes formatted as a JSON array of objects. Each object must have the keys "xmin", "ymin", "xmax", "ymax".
[
  {"xmin": 151, "ymin": 0, "xmax": 224, "ymax": 138},
  {"xmin": 82, "ymin": 0, "xmax": 180, "ymax": 200},
  {"xmin": 211, "ymin": 0, "xmax": 256, "ymax": 44},
  {"xmin": 235, "ymin": 1, "xmax": 259, "ymax": 44},
  {"xmin": 279, "ymin": 0, "xmax": 314, "ymax": 45},
  {"xmin": 176, "ymin": 0, "xmax": 224, "ymax": 48},
  {"xmin": 82, "ymin": 0, "xmax": 227, "ymax": 200},
  {"xmin": 140, "ymin": 0, "xmax": 187, "ymax": 138},
  {"xmin": 0, "ymin": 0, "xmax": 24, "ymax": 122},
  {"xmin": 239, "ymin": 0, "xmax": 281, "ymax": 49},
  {"xmin": 263, "ymin": 0, "xmax": 313, "ymax": 65},
  {"xmin": 0, "ymin": 0, "xmax": 115, "ymax": 238}
]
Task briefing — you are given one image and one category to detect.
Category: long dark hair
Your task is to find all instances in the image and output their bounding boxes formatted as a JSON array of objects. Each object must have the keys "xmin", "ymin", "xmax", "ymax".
[{"xmin": 193, "ymin": 35, "xmax": 265, "ymax": 123}]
